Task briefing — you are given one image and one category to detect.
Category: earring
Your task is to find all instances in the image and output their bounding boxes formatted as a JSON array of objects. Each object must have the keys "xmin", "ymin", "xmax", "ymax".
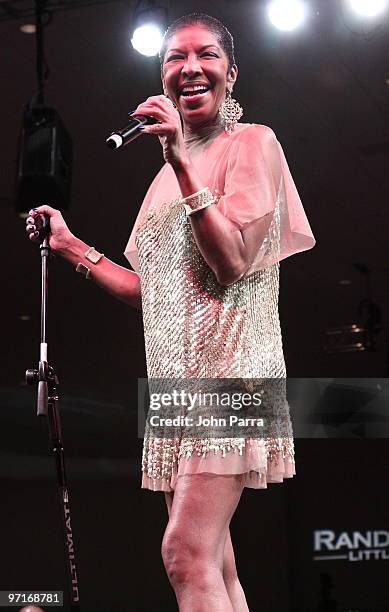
[{"xmin": 219, "ymin": 89, "xmax": 243, "ymax": 133}]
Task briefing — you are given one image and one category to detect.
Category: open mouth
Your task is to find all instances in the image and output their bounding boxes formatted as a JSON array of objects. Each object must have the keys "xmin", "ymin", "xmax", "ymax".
[{"xmin": 179, "ymin": 85, "xmax": 211, "ymax": 101}]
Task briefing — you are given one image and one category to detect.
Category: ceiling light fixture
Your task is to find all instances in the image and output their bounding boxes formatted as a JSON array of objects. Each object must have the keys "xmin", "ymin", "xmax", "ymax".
[
  {"xmin": 267, "ymin": 0, "xmax": 308, "ymax": 32},
  {"xmin": 20, "ymin": 24, "xmax": 37, "ymax": 34},
  {"xmin": 347, "ymin": 0, "xmax": 387, "ymax": 17},
  {"xmin": 131, "ymin": 2, "xmax": 167, "ymax": 57}
]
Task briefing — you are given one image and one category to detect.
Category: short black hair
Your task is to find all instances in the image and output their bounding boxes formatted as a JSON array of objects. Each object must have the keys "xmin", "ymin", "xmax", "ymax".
[{"xmin": 159, "ymin": 13, "xmax": 236, "ymax": 71}]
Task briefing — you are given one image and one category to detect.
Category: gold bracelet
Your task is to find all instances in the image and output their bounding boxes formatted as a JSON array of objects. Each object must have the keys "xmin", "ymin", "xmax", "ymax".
[
  {"xmin": 75, "ymin": 247, "xmax": 104, "ymax": 279},
  {"xmin": 85, "ymin": 246, "xmax": 104, "ymax": 264},
  {"xmin": 76, "ymin": 263, "xmax": 92, "ymax": 279},
  {"xmin": 180, "ymin": 187, "xmax": 216, "ymax": 217}
]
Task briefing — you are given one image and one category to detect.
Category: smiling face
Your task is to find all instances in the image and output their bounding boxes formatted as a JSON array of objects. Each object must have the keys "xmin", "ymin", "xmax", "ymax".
[{"xmin": 162, "ymin": 25, "xmax": 238, "ymax": 129}]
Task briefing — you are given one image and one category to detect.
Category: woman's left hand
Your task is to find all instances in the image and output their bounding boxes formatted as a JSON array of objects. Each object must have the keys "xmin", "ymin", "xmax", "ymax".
[{"xmin": 132, "ymin": 95, "xmax": 188, "ymax": 169}]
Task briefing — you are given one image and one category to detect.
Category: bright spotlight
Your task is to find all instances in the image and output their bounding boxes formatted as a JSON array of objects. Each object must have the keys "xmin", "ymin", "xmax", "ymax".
[
  {"xmin": 268, "ymin": 0, "xmax": 308, "ymax": 31},
  {"xmin": 131, "ymin": 4, "xmax": 167, "ymax": 57},
  {"xmin": 347, "ymin": 0, "xmax": 387, "ymax": 17},
  {"xmin": 131, "ymin": 24, "xmax": 163, "ymax": 57}
]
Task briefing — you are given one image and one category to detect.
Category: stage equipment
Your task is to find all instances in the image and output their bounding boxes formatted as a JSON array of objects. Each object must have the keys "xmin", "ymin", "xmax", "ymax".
[
  {"xmin": 324, "ymin": 262, "xmax": 382, "ymax": 354},
  {"xmin": 325, "ymin": 323, "xmax": 367, "ymax": 353},
  {"xmin": 15, "ymin": 0, "xmax": 72, "ymax": 213},
  {"xmin": 25, "ymin": 214, "xmax": 81, "ymax": 610},
  {"xmin": 16, "ymin": 105, "xmax": 73, "ymax": 212},
  {"xmin": 267, "ymin": 0, "xmax": 308, "ymax": 31},
  {"xmin": 131, "ymin": 1, "xmax": 167, "ymax": 57},
  {"xmin": 347, "ymin": 0, "xmax": 387, "ymax": 18},
  {"xmin": 19, "ymin": 0, "xmax": 79, "ymax": 605}
]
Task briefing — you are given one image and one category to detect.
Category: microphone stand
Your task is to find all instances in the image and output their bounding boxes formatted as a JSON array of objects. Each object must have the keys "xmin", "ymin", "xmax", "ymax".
[{"xmin": 26, "ymin": 215, "xmax": 81, "ymax": 611}]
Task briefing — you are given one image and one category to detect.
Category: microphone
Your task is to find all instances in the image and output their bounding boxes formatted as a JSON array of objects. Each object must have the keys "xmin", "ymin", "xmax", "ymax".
[{"xmin": 106, "ymin": 114, "xmax": 158, "ymax": 150}]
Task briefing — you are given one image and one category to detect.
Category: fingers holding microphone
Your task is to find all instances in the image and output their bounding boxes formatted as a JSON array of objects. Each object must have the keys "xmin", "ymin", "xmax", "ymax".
[
  {"xmin": 132, "ymin": 95, "xmax": 186, "ymax": 166},
  {"xmin": 132, "ymin": 94, "xmax": 180, "ymax": 135},
  {"xmin": 132, "ymin": 93, "xmax": 177, "ymax": 116}
]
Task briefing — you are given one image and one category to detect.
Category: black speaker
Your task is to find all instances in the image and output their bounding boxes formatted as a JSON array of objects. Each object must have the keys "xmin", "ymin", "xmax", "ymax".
[{"xmin": 16, "ymin": 105, "xmax": 73, "ymax": 212}]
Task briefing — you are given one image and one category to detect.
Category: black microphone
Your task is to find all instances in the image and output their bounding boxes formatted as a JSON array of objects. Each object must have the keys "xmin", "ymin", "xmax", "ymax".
[{"xmin": 106, "ymin": 115, "xmax": 158, "ymax": 150}]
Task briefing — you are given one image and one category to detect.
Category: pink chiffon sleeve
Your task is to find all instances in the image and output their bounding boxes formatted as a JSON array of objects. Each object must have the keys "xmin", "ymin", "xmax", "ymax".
[
  {"xmin": 215, "ymin": 124, "xmax": 316, "ymax": 273},
  {"xmin": 124, "ymin": 124, "xmax": 315, "ymax": 274}
]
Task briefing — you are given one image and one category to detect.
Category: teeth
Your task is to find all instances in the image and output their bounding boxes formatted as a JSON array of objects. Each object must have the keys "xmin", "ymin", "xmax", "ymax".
[{"xmin": 181, "ymin": 85, "xmax": 209, "ymax": 95}]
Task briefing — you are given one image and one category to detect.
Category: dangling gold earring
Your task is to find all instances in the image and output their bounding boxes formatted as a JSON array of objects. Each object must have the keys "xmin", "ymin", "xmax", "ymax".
[{"xmin": 219, "ymin": 89, "xmax": 243, "ymax": 133}]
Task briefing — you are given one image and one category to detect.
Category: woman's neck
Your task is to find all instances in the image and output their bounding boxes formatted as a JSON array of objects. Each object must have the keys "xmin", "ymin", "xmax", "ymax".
[{"xmin": 183, "ymin": 116, "xmax": 224, "ymax": 154}]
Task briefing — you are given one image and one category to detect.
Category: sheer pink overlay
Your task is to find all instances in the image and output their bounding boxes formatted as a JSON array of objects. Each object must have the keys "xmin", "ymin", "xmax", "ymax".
[{"xmin": 124, "ymin": 123, "xmax": 315, "ymax": 274}]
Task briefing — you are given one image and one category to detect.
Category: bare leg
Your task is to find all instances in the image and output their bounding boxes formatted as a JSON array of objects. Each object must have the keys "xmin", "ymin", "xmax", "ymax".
[
  {"xmin": 164, "ymin": 490, "xmax": 249, "ymax": 612},
  {"xmin": 161, "ymin": 473, "xmax": 244, "ymax": 612},
  {"xmin": 223, "ymin": 529, "xmax": 249, "ymax": 612}
]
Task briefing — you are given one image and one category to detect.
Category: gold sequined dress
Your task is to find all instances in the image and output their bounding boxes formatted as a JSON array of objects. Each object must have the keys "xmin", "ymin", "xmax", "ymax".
[{"xmin": 124, "ymin": 123, "xmax": 315, "ymax": 492}]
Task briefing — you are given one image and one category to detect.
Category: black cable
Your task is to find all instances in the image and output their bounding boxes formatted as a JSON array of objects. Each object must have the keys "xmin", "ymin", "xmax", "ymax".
[{"xmin": 35, "ymin": 0, "xmax": 48, "ymax": 104}]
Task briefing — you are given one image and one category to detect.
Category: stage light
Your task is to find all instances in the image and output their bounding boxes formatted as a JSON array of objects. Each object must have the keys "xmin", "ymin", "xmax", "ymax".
[
  {"xmin": 131, "ymin": 4, "xmax": 167, "ymax": 57},
  {"xmin": 20, "ymin": 24, "xmax": 36, "ymax": 34},
  {"xmin": 267, "ymin": 0, "xmax": 308, "ymax": 31},
  {"xmin": 347, "ymin": 0, "xmax": 387, "ymax": 17},
  {"xmin": 131, "ymin": 23, "xmax": 163, "ymax": 56}
]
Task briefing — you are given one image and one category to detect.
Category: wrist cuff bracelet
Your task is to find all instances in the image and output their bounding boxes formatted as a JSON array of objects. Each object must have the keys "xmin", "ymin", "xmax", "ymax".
[
  {"xmin": 180, "ymin": 187, "xmax": 216, "ymax": 217},
  {"xmin": 76, "ymin": 263, "xmax": 92, "ymax": 279},
  {"xmin": 85, "ymin": 246, "xmax": 104, "ymax": 264},
  {"xmin": 75, "ymin": 247, "xmax": 104, "ymax": 279}
]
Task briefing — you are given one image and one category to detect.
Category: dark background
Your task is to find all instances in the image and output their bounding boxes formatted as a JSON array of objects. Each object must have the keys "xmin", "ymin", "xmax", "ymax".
[{"xmin": 1, "ymin": 0, "xmax": 388, "ymax": 610}]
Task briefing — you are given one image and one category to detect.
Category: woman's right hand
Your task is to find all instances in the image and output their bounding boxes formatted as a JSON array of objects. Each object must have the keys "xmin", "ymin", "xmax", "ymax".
[{"xmin": 25, "ymin": 204, "xmax": 75, "ymax": 255}]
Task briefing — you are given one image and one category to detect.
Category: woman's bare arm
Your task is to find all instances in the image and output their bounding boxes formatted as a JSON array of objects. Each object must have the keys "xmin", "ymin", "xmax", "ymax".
[
  {"xmin": 25, "ymin": 205, "xmax": 142, "ymax": 310},
  {"xmin": 58, "ymin": 235, "xmax": 142, "ymax": 310}
]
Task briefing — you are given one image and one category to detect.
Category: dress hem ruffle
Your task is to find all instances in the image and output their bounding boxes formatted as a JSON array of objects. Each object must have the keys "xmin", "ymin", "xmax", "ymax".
[{"xmin": 141, "ymin": 440, "xmax": 296, "ymax": 492}]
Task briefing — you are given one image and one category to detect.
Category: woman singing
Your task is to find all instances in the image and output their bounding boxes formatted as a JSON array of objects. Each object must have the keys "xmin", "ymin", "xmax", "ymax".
[{"xmin": 26, "ymin": 13, "xmax": 315, "ymax": 611}]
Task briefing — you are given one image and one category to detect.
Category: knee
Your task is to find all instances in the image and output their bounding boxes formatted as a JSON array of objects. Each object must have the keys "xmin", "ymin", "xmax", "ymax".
[
  {"xmin": 161, "ymin": 529, "xmax": 194, "ymax": 586},
  {"xmin": 161, "ymin": 529, "xmax": 210, "ymax": 589}
]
